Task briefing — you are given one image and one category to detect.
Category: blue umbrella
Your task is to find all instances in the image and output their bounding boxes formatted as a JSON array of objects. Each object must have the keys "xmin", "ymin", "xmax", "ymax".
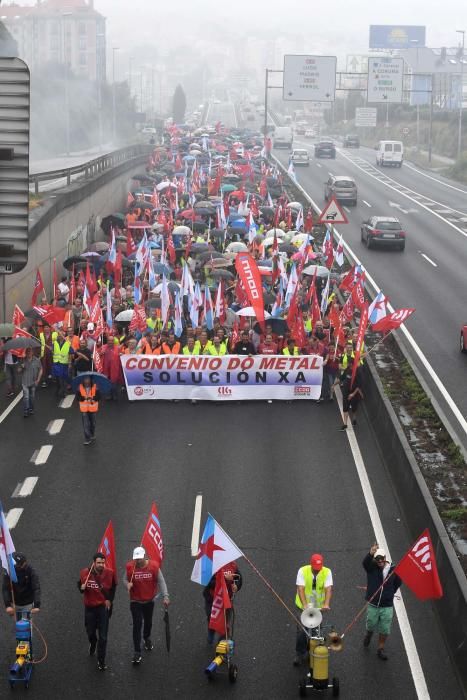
[
  {"xmin": 153, "ymin": 262, "xmax": 172, "ymax": 275},
  {"xmin": 231, "ymin": 219, "xmax": 247, "ymax": 230},
  {"xmin": 72, "ymin": 372, "xmax": 112, "ymax": 394},
  {"xmin": 183, "ymin": 155, "xmax": 196, "ymax": 161}
]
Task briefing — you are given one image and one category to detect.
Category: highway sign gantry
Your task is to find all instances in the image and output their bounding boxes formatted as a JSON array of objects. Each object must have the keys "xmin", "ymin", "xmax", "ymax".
[
  {"xmin": 355, "ymin": 107, "xmax": 377, "ymax": 127},
  {"xmin": 283, "ymin": 55, "xmax": 337, "ymax": 102},
  {"xmin": 367, "ymin": 56, "xmax": 404, "ymax": 104}
]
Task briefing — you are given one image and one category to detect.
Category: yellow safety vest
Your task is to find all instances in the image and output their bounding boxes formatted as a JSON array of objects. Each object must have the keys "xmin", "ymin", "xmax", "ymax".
[
  {"xmin": 304, "ymin": 319, "xmax": 312, "ymax": 334},
  {"xmin": 295, "ymin": 566, "xmax": 332, "ymax": 609},
  {"xmin": 342, "ymin": 347, "xmax": 364, "ymax": 368},
  {"xmin": 283, "ymin": 347, "xmax": 299, "ymax": 356},
  {"xmin": 53, "ymin": 340, "xmax": 71, "ymax": 364},
  {"xmin": 183, "ymin": 346, "xmax": 200, "ymax": 355},
  {"xmin": 208, "ymin": 343, "xmax": 226, "ymax": 356},
  {"xmin": 39, "ymin": 332, "xmax": 46, "ymax": 359}
]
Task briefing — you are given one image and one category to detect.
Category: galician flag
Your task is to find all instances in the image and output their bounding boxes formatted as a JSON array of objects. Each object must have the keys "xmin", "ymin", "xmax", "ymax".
[
  {"xmin": 191, "ymin": 514, "xmax": 243, "ymax": 586},
  {"xmin": 0, "ymin": 501, "xmax": 18, "ymax": 582}
]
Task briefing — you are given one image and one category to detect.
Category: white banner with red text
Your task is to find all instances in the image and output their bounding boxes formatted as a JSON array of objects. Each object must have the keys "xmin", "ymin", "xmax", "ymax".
[{"xmin": 120, "ymin": 354, "xmax": 323, "ymax": 401}]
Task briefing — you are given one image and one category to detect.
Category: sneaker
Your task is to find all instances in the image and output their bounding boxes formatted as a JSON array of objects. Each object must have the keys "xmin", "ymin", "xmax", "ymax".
[
  {"xmin": 83, "ymin": 440, "xmax": 91, "ymax": 445},
  {"xmin": 377, "ymin": 649, "xmax": 388, "ymax": 661},
  {"xmin": 144, "ymin": 638, "xmax": 154, "ymax": 651},
  {"xmin": 352, "ymin": 419, "xmax": 357, "ymax": 426},
  {"xmin": 7, "ymin": 391, "xmax": 14, "ymax": 397},
  {"xmin": 132, "ymin": 653, "xmax": 142, "ymax": 665},
  {"xmin": 23, "ymin": 413, "xmax": 29, "ymax": 418},
  {"xmin": 90, "ymin": 435, "xmax": 96, "ymax": 442},
  {"xmin": 89, "ymin": 641, "xmax": 97, "ymax": 656},
  {"xmin": 267, "ymin": 400, "xmax": 272, "ymax": 404},
  {"xmin": 97, "ymin": 661, "xmax": 107, "ymax": 671},
  {"xmin": 41, "ymin": 381, "xmax": 47, "ymax": 388},
  {"xmin": 28, "ymin": 409, "xmax": 34, "ymax": 415},
  {"xmin": 363, "ymin": 632, "xmax": 372, "ymax": 648},
  {"xmin": 339, "ymin": 424, "xmax": 347, "ymax": 431}
]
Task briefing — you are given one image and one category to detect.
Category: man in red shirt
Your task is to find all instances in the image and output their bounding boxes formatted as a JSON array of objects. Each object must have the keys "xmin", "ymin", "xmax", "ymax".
[
  {"xmin": 258, "ymin": 333, "xmax": 278, "ymax": 355},
  {"xmin": 124, "ymin": 546, "xmax": 170, "ymax": 665},
  {"xmin": 78, "ymin": 552, "xmax": 116, "ymax": 671}
]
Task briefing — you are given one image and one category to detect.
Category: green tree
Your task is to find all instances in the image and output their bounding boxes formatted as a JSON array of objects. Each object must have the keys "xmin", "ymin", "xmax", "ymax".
[{"xmin": 172, "ymin": 84, "xmax": 187, "ymax": 124}]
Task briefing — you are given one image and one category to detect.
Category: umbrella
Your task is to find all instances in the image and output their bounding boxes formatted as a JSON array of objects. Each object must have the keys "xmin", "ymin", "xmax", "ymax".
[
  {"xmin": 279, "ymin": 243, "xmax": 296, "ymax": 255},
  {"xmin": 189, "ymin": 143, "xmax": 201, "ymax": 150},
  {"xmin": 156, "ymin": 181, "xmax": 174, "ymax": 191},
  {"xmin": 194, "ymin": 200, "xmax": 212, "ymax": 208},
  {"xmin": 153, "ymin": 281, "xmax": 180, "ymax": 295},
  {"xmin": 257, "ymin": 258, "xmax": 273, "ymax": 267},
  {"xmin": 193, "ymin": 207, "xmax": 215, "ymax": 216},
  {"xmin": 287, "ymin": 201, "xmax": 303, "ymax": 210},
  {"xmin": 115, "ymin": 310, "xmax": 134, "ymax": 322},
  {"xmin": 0, "ymin": 323, "xmax": 14, "ymax": 337},
  {"xmin": 71, "ymin": 372, "xmax": 112, "ymax": 394},
  {"xmin": 163, "ymin": 610, "xmax": 171, "ymax": 653},
  {"xmin": 147, "ymin": 298, "xmax": 161, "ymax": 309},
  {"xmin": 302, "ymin": 265, "xmax": 331, "ymax": 278},
  {"xmin": 173, "ymin": 225, "xmax": 191, "ymax": 236},
  {"xmin": 254, "ymin": 318, "xmax": 288, "ymax": 335},
  {"xmin": 226, "ymin": 242, "xmax": 248, "ymax": 253},
  {"xmin": 2, "ymin": 336, "xmax": 40, "ymax": 350},
  {"xmin": 236, "ymin": 307, "xmax": 272, "ymax": 318},
  {"xmin": 197, "ymin": 251, "xmax": 226, "ymax": 262},
  {"xmin": 101, "ymin": 213, "xmax": 125, "ymax": 234},
  {"xmin": 263, "ymin": 291, "xmax": 276, "ymax": 305},
  {"xmin": 211, "ymin": 269, "xmax": 235, "ymax": 280},
  {"xmin": 128, "ymin": 199, "xmax": 154, "ymax": 210},
  {"xmin": 190, "ymin": 149, "xmax": 202, "ymax": 156},
  {"xmin": 87, "ymin": 241, "xmax": 110, "ymax": 253},
  {"xmin": 222, "ymin": 174, "xmax": 241, "ymax": 183},
  {"xmin": 191, "ymin": 243, "xmax": 210, "ymax": 253},
  {"xmin": 291, "ymin": 233, "xmax": 309, "ymax": 245},
  {"xmin": 204, "ymin": 258, "xmax": 232, "ymax": 269},
  {"xmin": 210, "ymin": 228, "xmax": 226, "ymax": 239},
  {"xmin": 182, "ymin": 154, "xmax": 196, "ymax": 161},
  {"xmin": 179, "ymin": 209, "xmax": 197, "ymax": 219},
  {"xmin": 221, "ymin": 184, "xmax": 236, "ymax": 193},
  {"xmin": 153, "ymin": 262, "xmax": 172, "ymax": 275},
  {"xmin": 63, "ymin": 255, "xmax": 87, "ymax": 270},
  {"xmin": 81, "ymin": 251, "xmax": 102, "ymax": 258}
]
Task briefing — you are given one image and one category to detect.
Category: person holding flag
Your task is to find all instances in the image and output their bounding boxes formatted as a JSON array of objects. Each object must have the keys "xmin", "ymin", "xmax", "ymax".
[
  {"xmin": 203, "ymin": 562, "xmax": 243, "ymax": 644},
  {"xmin": 362, "ymin": 543, "xmax": 402, "ymax": 660},
  {"xmin": 338, "ymin": 365, "xmax": 364, "ymax": 431},
  {"xmin": 2, "ymin": 552, "xmax": 41, "ymax": 620},
  {"xmin": 78, "ymin": 551, "xmax": 116, "ymax": 671}
]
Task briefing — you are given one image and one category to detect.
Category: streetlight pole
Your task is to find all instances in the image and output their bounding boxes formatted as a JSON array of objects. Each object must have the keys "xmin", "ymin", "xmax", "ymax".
[
  {"xmin": 112, "ymin": 47, "xmax": 119, "ymax": 144},
  {"xmin": 456, "ymin": 29, "xmax": 465, "ymax": 160},
  {"xmin": 61, "ymin": 12, "xmax": 72, "ymax": 155}
]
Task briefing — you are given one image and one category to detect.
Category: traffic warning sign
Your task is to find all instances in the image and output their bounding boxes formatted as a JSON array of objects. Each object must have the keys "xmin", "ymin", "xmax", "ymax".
[{"xmin": 317, "ymin": 196, "xmax": 348, "ymax": 224}]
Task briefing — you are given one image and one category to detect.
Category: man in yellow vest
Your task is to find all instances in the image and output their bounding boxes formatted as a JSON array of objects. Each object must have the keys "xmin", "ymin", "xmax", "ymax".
[
  {"xmin": 208, "ymin": 336, "xmax": 226, "ymax": 356},
  {"xmin": 52, "ymin": 330, "xmax": 72, "ymax": 399},
  {"xmin": 76, "ymin": 376, "xmax": 101, "ymax": 445},
  {"xmin": 282, "ymin": 338, "xmax": 299, "ymax": 356},
  {"xmin": 293, "ymin": 553, "xmax": 333, "ymax": 666},
  {"xmin": 182, "ymin": 337, "xmax": 200, "ymax": 355}
]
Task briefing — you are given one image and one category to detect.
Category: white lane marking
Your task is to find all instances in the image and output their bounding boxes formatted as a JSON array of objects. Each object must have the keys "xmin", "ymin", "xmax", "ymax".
[
  {"xmin": 272, "ymin": 152, "xmax": 467, "ymax": 442},
  {"xmin": 191, "ymin": 493, "xmax": 203, "ymax": 557},
  {"xmin": 328, "ymin": 171, "xmax": 334, "ymax": 177},
  {"xmin": 60, "ymin": 395, "xmax": 75, "ymax": 409},
  {"xmin": 6, "ymin": 508, "xmax": 23, "ymax": 529},
  {"xmin": 343, "ymin": 206, "xmax": 351, "ymax": 213},
  {"xmin": 335, "ymin": 387, "xmax": 430, "ymax": 700},
  {"xmin": 0, "ymin": 393, "xmax": 23, "ymax": 425},
  {"xmin": 47, "ymin": 419, "xmax": 65, "ymax": 435},
  {"xmin": 404, "ymin": 161, "xmax": 467, "ymax": 195},
  {"xmin": 31, "ymin": 445, "xmax": 53, "ymax": 465},
  {"xmin": 315, "ymin": 162, "xmax": 322, "ymax": 168},
  {"xmin": 15, "ymin": 477, "xmax": 39, "ymax": 498},
  {"xmin": 389, "ymin": 201, "xmax": 410, "ymax": 215},
  {"xmin": 421, "ymin": 253, "xmax": 437, "ymax": 268},
  {"xmin": 362, "ymin": 200, "xmax": 372, "ymax": 207},
  {"xmin": 338, "ymin": 150, "xmax": 467, "ymax": 241},
  {"xmin": 433, "ymin": 209, "xmax": 453, "ymax": 215}
]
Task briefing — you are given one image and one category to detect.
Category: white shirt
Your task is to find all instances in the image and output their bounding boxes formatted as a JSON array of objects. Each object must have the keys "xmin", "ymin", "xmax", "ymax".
[
  {"xmin": 58, "ymin": 282, "xmax": 70, "ymax": 300},
  {"xmin": 296, "ymin": 568, "xmax": 333, "ymax": 589}
]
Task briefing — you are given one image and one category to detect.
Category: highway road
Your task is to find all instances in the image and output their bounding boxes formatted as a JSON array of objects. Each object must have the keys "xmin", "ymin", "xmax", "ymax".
[{"xmin": 0, "ymin": 383, "xmax": 462, "ymax": 699}]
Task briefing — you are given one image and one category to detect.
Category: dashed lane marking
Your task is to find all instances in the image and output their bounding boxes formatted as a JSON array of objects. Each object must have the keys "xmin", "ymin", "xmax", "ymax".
[
  {"xmin": 31, "ymin": 445, "xmax": 53, "ymax": 465},
  {"xmin": 0, "ymin": 393, "xmax": 23, "ymax": 425},
  {"xmin": 6, "ymin": 508, "xmax": 23, "ymax": 529},
  {"xmin": 13, "ymin": 477, "xmax": 39, "ymax": 498},
  {"xmin": 191, "ymin": 493, "xmax": 203, "ymax": 557},
  {"xmin": 421, "ymin": 253, "xmax": 438, "ymax": 267},
  {"xmin": 59, "ymin": 395, "xmax": 75, "ymax": 409},
  {"xmin": 47, "ymin": 419, "xmax": 65, "ymax": 435},
  {"xmin": 362, "ymin": 200, "xmax": 372, "ymax": 207}
]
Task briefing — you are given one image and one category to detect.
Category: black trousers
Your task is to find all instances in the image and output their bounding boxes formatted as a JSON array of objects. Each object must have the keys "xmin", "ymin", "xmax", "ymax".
[
  {"xmin": 130, "ymin": 601, "xmax": 154, "ymax": 652},
  {"xmin": 84, "ymin": 605, "xmax": 109, "ymax": 663}
]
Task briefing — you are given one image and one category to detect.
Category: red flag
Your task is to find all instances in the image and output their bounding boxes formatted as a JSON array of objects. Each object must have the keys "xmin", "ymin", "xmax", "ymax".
[
  {"xmin": 33, "ymin": 305, "xmax": 66, "ymax": 325},
  {"xmin": 69, "ymin": 265, "xmax": 76, "ymax": 305},
  {"xmin": 89, "ymin": 296, "xmax": 104, "ymax": 336},
  {"xmin": 230, "ymin": 321, "xmax": 240, "ymax": 352},
  {"xmin": 340, "ymin": 295, "xmax": 354, "ymax": 325},
  {"xmin": 208, "ymin": 571, "xmax": 232, "ymax": 636},
  {"xmin": 351, "ymin": 303, "xmax": 368, "ymax": 387},
  {"xmin": 126, "ymin": 230, "xmax": 137, "ymax": 257},
  {"xmin": 85, "ymin": 263, "xmax": 98, "ymax": 296},
  {"xmin": 140, "ymin": 502, "xmax": 164, "ymax": 567},
  {"xmin": 311, "ymin": 285, "xmax": 322, "ymax": 326},
  {"xmin": 167, "ymin": 232, "xmax": 176, "ymax": 265},
  {"xmin": 351, "ymin": 281, "xmax": 366, "ymax": 310},
  {"xmin": 339, "ymin": 265, "xmax": 356, "ymax": 293},
  {"xmin": 235, "ymin": 253, "xmax": 265, "ymax": 329},
  {"xmin": 129, "ymin": 304, "xmax": 147, "ymax": 333},
  {"xmin": 294, "ymin": 308, "xmax": 307, "ymax": 349},
  {"xmin": 185, "ymin": 234, "xmax": 192, "ymax": 260},
  {"xmin": 92, "ymin": 342, "xmax": 103, "ymax": 373},
  {"xmin": 12, "ymin": 304, "xmax": 25, "ymax": 327},
  {"xmin": 31, "ymin": 268, "xmax": 45, "ymax": 306},
  {"xmin": 304, "ymin": 208, "xmax": 313, "ymax": 233},
  {"xmin": 372, "ymin": 308, "xmax": 415, "ymax": 334},
  {"xmin": 13, "ymin": 326, "xmax": 34, "ymax": 340},
  {"xmin": 98, "ymin": 520, "xmax": 118, "ymax": 583},
  {"xmin": 52, "ymin": 258, "xmax": 58, "ymax": 299},
  {"xmin": 394, "ymin": 529, "xmax": 443, "ymax": 600}
]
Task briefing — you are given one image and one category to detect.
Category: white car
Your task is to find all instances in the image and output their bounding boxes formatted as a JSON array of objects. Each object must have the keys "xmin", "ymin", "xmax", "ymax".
[
  {"xmin": 291, "ymin": 148, "xmax": 310, "ymax": 166},
  {"xmin": 142, "ymin": 126, "xmax": 157, "ymax": 134},
  {"xmin": 305, "ymin": 129, "xmax": 315, "ymax": 138}
]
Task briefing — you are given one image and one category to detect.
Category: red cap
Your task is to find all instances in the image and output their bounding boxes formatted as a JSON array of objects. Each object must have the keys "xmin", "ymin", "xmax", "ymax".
[{"xmin": 310, "ymin": 553, "xmax": 323, "ymax": 570}]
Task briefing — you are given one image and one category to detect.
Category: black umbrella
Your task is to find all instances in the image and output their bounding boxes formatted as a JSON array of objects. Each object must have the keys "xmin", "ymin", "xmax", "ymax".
[
  {"xmin": 129, "ymin": 200, "xmax": 155, "ymax": 210},
  {"xmin": 211, "ymin": 269, "xmax": 235, "ymax": 280},
  {"xmin": 192, "ymin": 222, "xmax": 207, "ymax": 233},
  {"xmin": 191, "ymin": 243, "xmax": 210, "ymax": 253},
  {"xmin": 210, "ymin": 228, "xmax": 226, "ymax": 239},
  {"xmin": 193, "ymin": 207, "xmax": 215, "ymax": 216},
  {"xmin": 63, "ymin": 255, "xmax": 87, "ymax": 270},
  {"xmin": 101, "ymin": 213, "xmax": 125, "ymax": 235},
  {"xmin": 197, "ymin": 250, "xmax": 226, "ymax": 262},
  {"xmin": 163, "ymin": 610, "xmax": 171, "ymax": 652},
  {"xmin": 279, "ymin": 243, "xmax": 296, "ymax": 255},
  {"xmin": 253, "ymin": 318, "xmax": 289, "ymax": 335},
  {"xmin": 147, "ymin": 298, "xmax": 161, "ymax": 309},
  {"xmin": 2, "ymin": 336, "xmax": 40, "ymax": 350}
]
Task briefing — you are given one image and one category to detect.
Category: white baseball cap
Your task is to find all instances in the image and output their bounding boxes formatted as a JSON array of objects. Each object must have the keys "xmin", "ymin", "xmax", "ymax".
[
  {"xmin": 87, "ymin": 322, "xmax": 95, "ymax": 331},
  {"xmin": 374, "ymin": 548, "xmax": 386, "ymax": 560},
  {"xmin": 133, "ymin": 546, "xmax": 146, "ymax": 560}
]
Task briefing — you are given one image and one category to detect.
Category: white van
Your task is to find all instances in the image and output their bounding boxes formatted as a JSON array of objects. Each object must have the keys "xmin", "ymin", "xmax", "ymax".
[
  {"xmin": 376, "ymin": 140, "xmax": 404, "ymax": 167},
  {"xmin": 273, "ymin": 126, "xmax": 293, "ymax": 149}
]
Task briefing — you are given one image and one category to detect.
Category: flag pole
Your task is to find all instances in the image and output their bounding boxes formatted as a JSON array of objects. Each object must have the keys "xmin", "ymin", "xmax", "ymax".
[
  {"xmin": 0, "ymin": 516, "xmax": 17, "ymax": 613},
  {"xmin": 363, "ymin": 330, "xmax": 396, "ymax": 358},
  {"xmin": 337, "ymin": 571, "xmax": 396, "ymax": 641}
]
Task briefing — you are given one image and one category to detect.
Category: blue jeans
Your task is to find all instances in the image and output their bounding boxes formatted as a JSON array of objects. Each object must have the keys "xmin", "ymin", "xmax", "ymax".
[{"xmin": 22, "ymin": 385, "xmax": 36, "ymax": 414}]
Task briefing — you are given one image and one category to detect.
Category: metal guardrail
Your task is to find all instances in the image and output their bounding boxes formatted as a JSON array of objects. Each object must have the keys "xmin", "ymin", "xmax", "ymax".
[{"xmin": 29, "ymin": 143, "xmax": 153, "ymax": 195}]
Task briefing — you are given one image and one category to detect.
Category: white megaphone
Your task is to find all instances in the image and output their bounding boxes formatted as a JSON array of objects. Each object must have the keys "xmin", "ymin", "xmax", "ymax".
[{"xmin": 300, "ymin": 606, "xmax": 323, "ymax": 629}]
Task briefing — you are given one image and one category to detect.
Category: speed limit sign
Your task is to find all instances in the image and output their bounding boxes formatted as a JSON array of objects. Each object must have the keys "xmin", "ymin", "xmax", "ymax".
[{"xmin": 402, "ymin": 127, "xmax": 410, "ymax": 135}]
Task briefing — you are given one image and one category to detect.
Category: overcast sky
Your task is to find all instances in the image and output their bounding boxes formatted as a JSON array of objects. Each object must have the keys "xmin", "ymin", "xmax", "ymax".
[{"xmin": 95, "ymin": 0, "xmax": 467, "ymax": 52}]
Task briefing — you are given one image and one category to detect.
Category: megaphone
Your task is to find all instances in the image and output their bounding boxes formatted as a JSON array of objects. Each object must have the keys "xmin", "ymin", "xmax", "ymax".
[
  {"xmin": 300, "ymin": 606, "xmax": 323, "ymax": 629},
  {"xmin": 327, "ymin": 631, "xmax": 343, "ymax": 652}
]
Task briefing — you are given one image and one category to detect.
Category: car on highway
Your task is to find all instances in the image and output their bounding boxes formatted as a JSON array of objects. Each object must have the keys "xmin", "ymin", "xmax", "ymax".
[
  {"xmin": 295, "ymin": 124, "xmax": 306, "ymax": 135},
  {"xmin": 305, "ymin": 128, "xmax": 316, "ymax": 138},
  {"xmin": 343, "ymin": 134, "xmax": 360, "ymax": 148},
  {"xmin": 314, "ymin": 140, "xmax": 336, "ymax": 158},
  {"xmin": 291, "ymin": 148, "xmax": 310, "ymax": 166},
  {"xmin": 142, "ymin": 126, "xmax": 157, "ymax": 135},
  {"xmin": 376, "ymin": 140, "xmax": 404, "ymax": 167},
  {"xmin": 324, "ymin": 175, "xmax": 357, "ymax": 205},
  {"xmin": 460, "ymin": 324, "xmax": 467, "ymax": 353},
  {"xmin": 360, "ymin": 216, "xmax": 406, "ymax": 250}
]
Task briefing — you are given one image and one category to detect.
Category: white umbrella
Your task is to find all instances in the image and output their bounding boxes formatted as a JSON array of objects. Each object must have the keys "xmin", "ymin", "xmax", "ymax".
[
  {"xmin": 153, "ymin": 281, "xmax": 181, "ymax": 294},
  {"xmin": 302, "ymin": 265, "xmax": 330, "ymax": 278},
  {"xmin": 287, "ymin": 201, "xmax": 303, "ymax": 210},
  {"xmin": 189, "ymin": 149, "xmax": 202, "ymax": 156},
  {"xmin": 236, "ymin": 307, "xmax": 272, "ymax": 318},
  {"xmin": 190, "ymin": 143, "xmax": 201, "ymax": 150},
  {"xmin": 226, "ymin": 241, "xmax": 248, "ymax": 253},
  {"xmin": 173, "ymin": 225, "xmax": 191, "ymax": 235},
  {"xmin": 156, "ymin": 180, "xmax": 174, "ymax": 191},
  {"xmin": 291, "ymin": 233, "xmax": 309, "ymax": 245},
  {"xmin": 266, "ymin": 228, "xmax": 286, "ymax": 238},
  {"xmin": 115, "ymin": 309, "xmax": 134, "ymax": 322}
]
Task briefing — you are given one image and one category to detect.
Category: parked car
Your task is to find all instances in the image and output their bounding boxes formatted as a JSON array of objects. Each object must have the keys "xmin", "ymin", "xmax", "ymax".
[
  {"xmin": 324, "ymin": 176, "xmax": 357, "ymax": 205},
  {"xmin": 343, "ymin": 134, "xmax": 360, "ymax": 148},
  {"xmin": 314, "ymin": 140, "xmax": 336, "ymax": 158},
  {"xmin": 291, "ymin": 148, "xmax": 310, "ymax": 166},
  {"xmin": 360, "ymin": 216, "xmax": 406, "ymax": 250}
]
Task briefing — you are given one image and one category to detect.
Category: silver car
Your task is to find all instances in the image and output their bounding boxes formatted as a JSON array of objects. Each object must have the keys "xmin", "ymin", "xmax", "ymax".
[{"xmin": 324, "ymin": 175, "xmax": 357, "ymax": 206}]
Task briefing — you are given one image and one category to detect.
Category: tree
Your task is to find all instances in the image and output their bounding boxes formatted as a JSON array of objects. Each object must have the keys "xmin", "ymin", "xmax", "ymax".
[{"xmin": 172, "ymin": 84, "xmax": 186, "ymax": 124}]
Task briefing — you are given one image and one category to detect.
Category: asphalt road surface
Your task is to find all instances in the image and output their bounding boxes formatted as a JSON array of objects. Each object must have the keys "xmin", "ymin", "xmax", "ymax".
[
  {"xmin": 269, "ymin": 130, "xmax": 467, "ymax": 450},
  {"xmin": 0, "ymin": 384, "xmax": 462, "ymax": 699}
]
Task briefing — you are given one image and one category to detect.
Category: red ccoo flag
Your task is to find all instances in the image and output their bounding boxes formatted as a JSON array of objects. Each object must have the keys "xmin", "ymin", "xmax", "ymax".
[
  {"xmin": 394, "ymin": 529, "xmax": 443, "ymax": 600},
  {"xmin": 372, "ymin": 308, "xmax": 415, "ymax": 334},
  {"xmin": 12, "ymin": 304, "xmax": 25, "ymax": 327},
  {"xmin": 98, "ymin": 520, "xmax": 118, "ymax": 583},
  {"xmin": 208, "ymin": 571, "xmax": 232, "ymax": 636},
  {"xmin": 351, "ymin": 303, "xmax": 368, "ymax": 387},
  {"xmin": 31, "ymin": 268, "xmax": 45, "ymax": 306},
  {"xmin": 235, "ymin": 252, "xmax": 265, "ymax": 330},
  {"xmin": 140, "ymin": 502, "xmax": 164, "ymax": 567},
  {"xmin": 92, "ymin": 343, "xmax": 103, "ymax": 373}
]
